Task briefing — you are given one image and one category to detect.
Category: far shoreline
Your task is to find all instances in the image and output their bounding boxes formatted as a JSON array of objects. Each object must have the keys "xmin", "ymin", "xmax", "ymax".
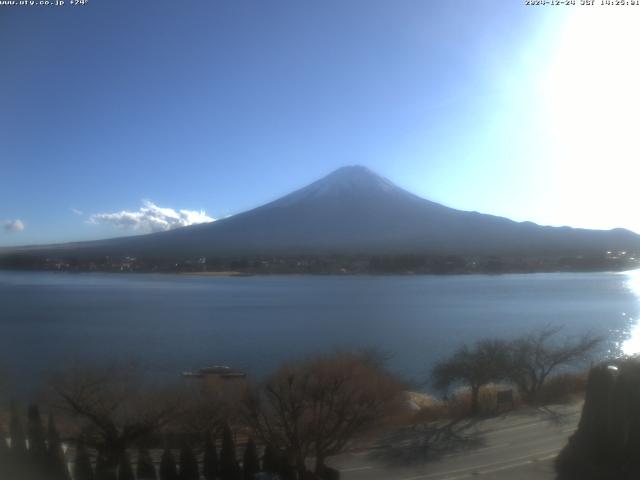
[
  {"xmin": 0, "ymin": 267, "xmax": 638, "ymax": 278},
  {"xmin": 180, "ymin": 270, "xmax": 253, "ymax": 277}
]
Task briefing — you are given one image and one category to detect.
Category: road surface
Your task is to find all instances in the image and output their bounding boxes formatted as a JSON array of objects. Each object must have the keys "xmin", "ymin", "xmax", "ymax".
[{"xmin": 331, "ymin": 403, "xmax": 581, "ymax": 480}]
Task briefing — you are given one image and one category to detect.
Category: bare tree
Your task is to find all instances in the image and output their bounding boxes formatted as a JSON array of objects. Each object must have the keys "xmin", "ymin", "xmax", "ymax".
[
  {"xmin": 49, "ymin": 364, "xmax": 184, "ymax": 474},
  {"xmin": 508, "ymin": 326, "xmax": 601, "ymax": 400},
  {"xmin": 431, "ymin": 339, "xmax": 510, "ymax": 415},
  {"xmin": 243, "ymin": 351, "xmax": 404, "ymax": 476},
  {"xmin": 177, "ymin": 376, "xmax": 247, "ymax": 437}
]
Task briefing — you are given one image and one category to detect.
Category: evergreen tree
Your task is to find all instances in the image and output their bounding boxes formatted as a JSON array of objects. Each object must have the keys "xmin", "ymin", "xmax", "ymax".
[
  {"xmin": 47, "ymin": 413, "xmax": 70, "ymax": 480},
  {"xmin": 178, "ymin": 444, "xmax": 199, "ymax": 480},
  {"xmin": 159, "ymin": 448, "xmax": 179, "ymax": 480},
  {"xmin": 278, "ymin": 455, "xmax": 296, "ymax": 480},
  {"xmin": 9, "ymin": 402, "xmax": 26, "ymax": 455},
  {"xmin": 234, "ymin": 464, "xmax": 243, "ymax": 480},
  {"xmin": 95, "ymin": 451, "xmax": 107, "ymax": 480},
  {"xmin": 220, "ymin": 424, "xmax": 239, "ymax": 480},
  {"xmin": 261, "ymin": 445, "xmax": 278, "ymax": 474},
  {"xmin": 202, "ymin": 433, "xmax": 219, "ymax": 480},
  {"xmin": 9, "ymin": 402, "xmax": 28, "ymax": 479},
  {"xmin": 242, "ymin": 438, "xmax": 259, "ymax": 480},
  {"xmin": 0, "ymin": 426, "xmax": 7, "ymax": 454},
  {"xmin": 136, "ymin": 447, "xmax": 157, "ymax": 480},
  {"xmin": 27, "ymin": 404, "xmax": 47, "ymax": 471},
  {"xmin": 95, "ymin": 450, "xmax": 117, "ymax": 480},
  {"xmin": 73, "ymin": 441, "xmax": 94, "ymax": 480},
  {"xmin": 117, "ymin": 451, "xmax": 135, "ymax": 480},
  {"xmin": 0, "ymin": 426, "xmax": 13, "ymax": 479}
]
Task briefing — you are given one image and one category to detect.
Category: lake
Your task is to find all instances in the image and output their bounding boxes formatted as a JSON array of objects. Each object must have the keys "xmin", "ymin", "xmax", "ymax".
[{"xmin": 1, "ymin": 270, "xmax": 640, "ymax": 396}]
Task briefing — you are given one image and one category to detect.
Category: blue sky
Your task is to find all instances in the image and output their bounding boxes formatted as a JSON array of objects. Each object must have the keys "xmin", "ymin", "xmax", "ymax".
[{"xmin": 2, "ymin": 1, "xmax": 639, "ymax": 246}]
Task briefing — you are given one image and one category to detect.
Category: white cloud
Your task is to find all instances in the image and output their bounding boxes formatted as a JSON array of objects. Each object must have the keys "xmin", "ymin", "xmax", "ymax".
[
  {"xmin": 71, "ymin": 208, "xmax": 83, "ymax": 216},
  {"xmin": 3, "ymin": 219, "xmax": 25, "ymax": 233},
  {"xmin": 89, "ymin": 201, "xmax": 215, "ymax": 233}
]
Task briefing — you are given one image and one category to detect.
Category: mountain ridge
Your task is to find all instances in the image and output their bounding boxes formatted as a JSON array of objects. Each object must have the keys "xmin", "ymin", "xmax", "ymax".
[{"xmin": 2, "ymin": 166, "xmax": 639, "ymax": 260}]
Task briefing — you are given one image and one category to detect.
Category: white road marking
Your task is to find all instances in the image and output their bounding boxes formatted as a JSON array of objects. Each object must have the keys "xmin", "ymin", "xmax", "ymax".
[
  {"xmin": 444, "ymin": 431, "xmax": 568, "ymax": 461},
  {"xmin": 449, "ymin": 451, "xmax": 559, "ymax": 478},
  {"xmin": 479, "ymin": 413, "xmax": 579, "ymax": 435},
  {"xmin": 349, "ymin": 451, "xmax": 370, "ymax": 457},
  {"xmin": 339, "ymin": 466, "xmax": 375, "ymax": 472},
  {"xmin": 537, "ymin": 453, "xmax": 559, "ymax": 462},
  {"xmin": 443, "ymin": 442, "xmax": 511, "ymax": 458}
]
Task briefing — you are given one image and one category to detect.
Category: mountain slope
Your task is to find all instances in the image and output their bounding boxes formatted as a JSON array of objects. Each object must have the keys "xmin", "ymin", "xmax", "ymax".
[{"xmin": 4, "ymin": 166, "xmax": 640, "ymax": 258}]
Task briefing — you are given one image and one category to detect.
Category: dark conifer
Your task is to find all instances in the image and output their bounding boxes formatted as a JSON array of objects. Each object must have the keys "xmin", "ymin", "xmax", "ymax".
[
  {"xmin": 136, "ymin": 447, "xmax": 157, "ymax": 480},
  {"xmin": 0, "ymin": 426, "xmax": 13, "ymax": 479},
  {"xmin": 27, "ymin": 404, "xmax": 47, "ymax": 466},
  {"xmin": 234, "ymin": 463, "xmax": 243, "ymax": 480},
  {"xmin": 220, "ymin": 424, "xmax": 239, "ymax": 480},
  {"xmin": 279, "ymin": 456, "xmax": 296, "ymax": 480},
  {"xmin": 159, "ymin": 448, "xmax": 179, "ymax": 480},
  {"xmin": 261, "ymin": 445, "xmax": 278, "ymax": 474},
  {"xmin": 9, "ymin": 402, "xmax": 26, "ymax": 455},
  {"xmin": 47, "ymin": 413, "xmax": 70, "ymax": 480},
  {"xmin": 95, "ymin": 451, "xmax": 105, "ymax": 480},
  {"xmin": 242, "ymin": 438, "xmax": 259, "ymax": 480},
  {"xmin": 73, "ymin": 441, "xmax": 94, "ymax": 480},
  {"xmin": 0, "ymin": 428, "xmax": 7, "ymax": 455},
  {"xmin": 95, "ymin": 449, "xmax": 118, "ymax": 480},
  {"xmin": 9, "ymin": 402, "xmax": 28, "ymax": 479},
  {"xmin": 117, "ymin": 451, "xmax": 135, "ymax": 480},
  {"xmin": 202, "ymin": 433, "xmax": 219, "ymax": 480},
  {"xmin": 178, "ymin": 443, "xmax": 199, "ymax": 480}
]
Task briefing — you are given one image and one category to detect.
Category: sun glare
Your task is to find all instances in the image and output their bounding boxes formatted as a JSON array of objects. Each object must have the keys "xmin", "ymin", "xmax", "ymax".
[
  {"xmin": 541, "ymin": 8, "xmax": 640, "ymax": 232},
  {"xmin": 621, "ymin": 270, "xmax": 640, "ymax": 355}
]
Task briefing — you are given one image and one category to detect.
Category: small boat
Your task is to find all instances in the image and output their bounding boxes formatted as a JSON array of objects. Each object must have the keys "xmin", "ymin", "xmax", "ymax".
[{"xmin": 182, "ymin": 365, "xmax": 246, "ymax": 379}]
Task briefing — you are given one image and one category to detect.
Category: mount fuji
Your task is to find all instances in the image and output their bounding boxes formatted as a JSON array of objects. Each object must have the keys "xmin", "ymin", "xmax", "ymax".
[{"xmin": 3, "ymin": 166, "xmax": 640, "ymax": 259}]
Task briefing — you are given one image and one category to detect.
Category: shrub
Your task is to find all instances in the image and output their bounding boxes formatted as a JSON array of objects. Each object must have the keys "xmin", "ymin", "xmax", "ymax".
[
  {"xmin": 535, "ymin": 372, "xmax": 588, "ymax": 405},
  {"xmin": 446, "ymin": 384, "xmax": 522, "ymax": 417}
]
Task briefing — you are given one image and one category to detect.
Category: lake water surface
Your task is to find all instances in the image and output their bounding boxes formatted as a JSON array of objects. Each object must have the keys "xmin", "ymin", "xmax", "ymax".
[{"xmin": 2, "ymin": 270, "xmax": 640, "ymax": 395}]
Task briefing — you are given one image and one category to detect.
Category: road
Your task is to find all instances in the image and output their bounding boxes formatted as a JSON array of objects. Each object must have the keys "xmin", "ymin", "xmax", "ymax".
[{"xmin": 330, "ymin": 403, "xmax": 581, "ymax": 480}]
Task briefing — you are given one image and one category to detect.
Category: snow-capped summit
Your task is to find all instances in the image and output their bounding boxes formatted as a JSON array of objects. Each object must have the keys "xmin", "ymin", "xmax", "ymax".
[
  {"xmin": 268, "ymin": 165, "xmax": 409, "ymax": 208},
  {"xmin": 304, "ymin": 165, "xmax": 397, "ymax": 195}
]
